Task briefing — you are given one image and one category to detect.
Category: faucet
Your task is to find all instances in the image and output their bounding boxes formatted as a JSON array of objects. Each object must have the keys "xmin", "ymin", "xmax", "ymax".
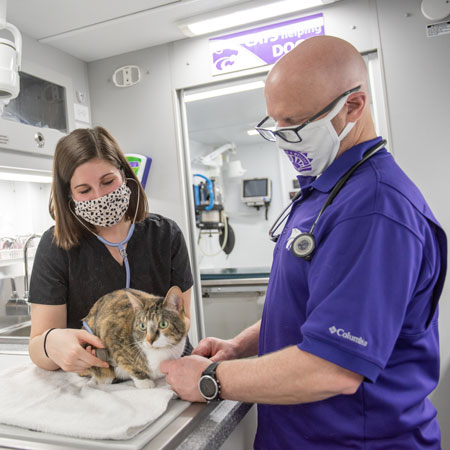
[
  {"xmin": 5, "ymin": 277, "xmax": 29, "ymax": 316},
  {"xmin": 23, "ymin": 234, "xmax": 41, "ymax": 300},
  {"xmin": 4, "ymin": 234, "xmax": 41, "ymax": 316},
  {"xmin": 9, "ymin": 278, "xmax": 19, "ymax": 300}
]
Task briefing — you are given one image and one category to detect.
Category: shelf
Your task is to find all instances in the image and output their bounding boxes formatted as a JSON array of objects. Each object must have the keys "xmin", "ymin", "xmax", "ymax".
[
  {"xmin": 0, "ymin": 246, "xmax": 36, "ymax": 268},
  {"xmin": 0, "ymin": 257, "xmax": 26, "ymax": 269},
  {"xmin": 0, "ymin": 256, "xmax": 35, "ymax": 279}
]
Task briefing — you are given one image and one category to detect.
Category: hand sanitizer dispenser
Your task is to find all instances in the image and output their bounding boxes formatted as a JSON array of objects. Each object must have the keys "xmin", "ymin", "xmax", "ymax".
[{"xmin": 125, "ymin": 154, "xmax": 152, "ymax": 188}]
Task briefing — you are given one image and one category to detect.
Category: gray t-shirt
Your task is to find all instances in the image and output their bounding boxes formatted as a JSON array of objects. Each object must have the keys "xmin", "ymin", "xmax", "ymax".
[{"xmin": 29, "ymin": 214, "xmax": 194, "ymax": 329}]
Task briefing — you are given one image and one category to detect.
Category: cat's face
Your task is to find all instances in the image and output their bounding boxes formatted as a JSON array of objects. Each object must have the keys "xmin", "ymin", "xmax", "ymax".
[{"xmin": 128, "ymin": 287, "xmax": 187, "ymax": 349}]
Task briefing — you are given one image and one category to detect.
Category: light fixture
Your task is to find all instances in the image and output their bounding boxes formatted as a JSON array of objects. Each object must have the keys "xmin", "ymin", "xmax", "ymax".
[
  {"xmin": 0, "ymin": 166, "xmax": 52, "ymax": 183},
  {"xmin": 0, "ymin": 0, "xmax": 22, "ymax": 112},
  {"xmin": 184, "ymin": 80, "xmax": 265, "ymax": 102},
  {"xmin": 178, "ymin": 0, "xmax": 339, "ymax": 37},
  {"xmin": 421, "ymin": 0, "xmax": 450, "ymax": 20}
]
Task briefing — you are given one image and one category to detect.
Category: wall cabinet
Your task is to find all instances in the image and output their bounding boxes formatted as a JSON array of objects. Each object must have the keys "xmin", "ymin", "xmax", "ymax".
[{"xmin": 0, "ymin": 61, "xmax": 77, "ymax": 157}]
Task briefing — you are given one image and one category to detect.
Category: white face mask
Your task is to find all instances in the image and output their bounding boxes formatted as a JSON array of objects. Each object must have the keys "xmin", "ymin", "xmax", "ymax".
[
  {"xmin": 73, "ymin": 182, "xmax": 131, "ymax": 227},
  {"xmin": 276, "ymin": 94, "xmax": 355, "ymax": 177}
]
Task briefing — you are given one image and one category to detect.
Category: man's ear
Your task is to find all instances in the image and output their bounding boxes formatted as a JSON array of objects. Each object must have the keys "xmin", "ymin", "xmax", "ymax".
[{"xmin": 346, "ymin": 91, "xmax": 367, "ymax": 122}]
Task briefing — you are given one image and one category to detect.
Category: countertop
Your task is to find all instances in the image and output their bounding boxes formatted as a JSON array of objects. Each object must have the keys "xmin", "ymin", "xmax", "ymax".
[
  {"xmin": 200, "ymin": 267, "xmax": 270, "ymax": 281},
  {"xmin": 0, "ymin": 338, "xmax": 253, "ymax": 450},
  {"xmin": 200, "ymin": 267, "xmax": 270, "ymax": 290}
]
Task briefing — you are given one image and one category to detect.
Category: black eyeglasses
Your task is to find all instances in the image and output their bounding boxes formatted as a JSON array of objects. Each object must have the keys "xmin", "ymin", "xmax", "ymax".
[{"xmin": 255, "ymin": 85, "xmax": 361, "ymax": 143}]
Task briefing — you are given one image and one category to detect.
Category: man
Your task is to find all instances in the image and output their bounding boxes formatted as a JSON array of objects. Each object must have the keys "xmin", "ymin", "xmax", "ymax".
[{"xmin": 161, "ymin": 36, "xmax": 447, "ymax": 449}]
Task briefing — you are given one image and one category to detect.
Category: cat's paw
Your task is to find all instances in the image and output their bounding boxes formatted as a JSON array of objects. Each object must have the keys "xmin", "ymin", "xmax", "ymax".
[
  {"xmin": 132, "ymin": 377, "xmax": 155, "ymax": 389},
  {"xmin": 90, "ymin": 376, "xmax": 114, "ymax": 385}
]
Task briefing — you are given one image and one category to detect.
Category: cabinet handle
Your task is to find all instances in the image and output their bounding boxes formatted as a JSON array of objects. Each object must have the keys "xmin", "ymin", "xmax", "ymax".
[{"xmin": 34, "ymin": 132, "xmax": 45, "ymax": 148}]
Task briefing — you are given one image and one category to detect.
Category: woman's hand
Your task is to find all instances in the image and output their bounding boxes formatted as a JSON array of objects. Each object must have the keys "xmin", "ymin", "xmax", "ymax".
[
  {"xmin": 192, "ymin": 337, "xmax": 240, "ymax": 362},
  {"xmin": 45, "ymin": 328, "xmax": 109, "ymax": 373}
]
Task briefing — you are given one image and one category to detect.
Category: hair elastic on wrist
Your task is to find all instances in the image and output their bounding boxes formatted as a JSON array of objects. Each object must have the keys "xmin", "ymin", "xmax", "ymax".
[{"xmin": 43, "ymin": 328, "xmax": 56, "ymax": 358}]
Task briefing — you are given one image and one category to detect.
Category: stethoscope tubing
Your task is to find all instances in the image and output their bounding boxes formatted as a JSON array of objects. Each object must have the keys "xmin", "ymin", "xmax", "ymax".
[
  {"xmin": 270, "ymin": 139, "xmax": 387, "ymax": 258},
  {"xmin": 96, "ymin": 223, "xmax": 135, "ymax": 289}
]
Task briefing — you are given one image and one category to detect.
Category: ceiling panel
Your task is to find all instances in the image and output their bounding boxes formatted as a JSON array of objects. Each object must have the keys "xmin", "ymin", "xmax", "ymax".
[
  {"xmin": 6, "ymin": 0, "xmax": 180, "ymax": 39},
  {"xmin": 5, "ymin": 0, "xmax": 245, "ymax": 61}
]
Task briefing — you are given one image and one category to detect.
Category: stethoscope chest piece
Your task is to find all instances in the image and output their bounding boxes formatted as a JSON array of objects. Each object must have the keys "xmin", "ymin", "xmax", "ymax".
[{"xmin": 291, "ymin": 233, "xmax": 316, "ymax": 260}]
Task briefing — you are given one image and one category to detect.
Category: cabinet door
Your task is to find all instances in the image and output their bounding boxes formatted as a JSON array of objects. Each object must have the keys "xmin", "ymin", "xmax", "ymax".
[
  {"xmin": 0, "ymin": 118, "xmax": 66, "ymax": 156},
  {"xmin": 0, "ymin": 61, "xmax": 76, "ymax": 157}
]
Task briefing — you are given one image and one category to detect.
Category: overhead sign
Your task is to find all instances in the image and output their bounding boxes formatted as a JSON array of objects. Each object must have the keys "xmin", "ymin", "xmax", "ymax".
[{"xmin": 209, "ymin": 13, "xmax": 325, "ymax": 76}]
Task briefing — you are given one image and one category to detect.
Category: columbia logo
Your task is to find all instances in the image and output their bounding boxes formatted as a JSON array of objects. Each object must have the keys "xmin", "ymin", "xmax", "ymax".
[{"xmin": 328, "ymin": 325, "xmax": 368, "ymax": 347}]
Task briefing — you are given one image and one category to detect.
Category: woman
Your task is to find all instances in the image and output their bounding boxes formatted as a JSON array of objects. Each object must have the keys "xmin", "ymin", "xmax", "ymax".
[{"xmin": 28, "ymin": 126, "xmax": 193, "ymax": 373}]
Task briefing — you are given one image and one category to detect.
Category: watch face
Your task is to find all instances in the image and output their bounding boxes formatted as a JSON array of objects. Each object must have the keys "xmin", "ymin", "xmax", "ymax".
[{"xmin": 199, "ymin": 375, "xmax": 218, "ymax": 400}]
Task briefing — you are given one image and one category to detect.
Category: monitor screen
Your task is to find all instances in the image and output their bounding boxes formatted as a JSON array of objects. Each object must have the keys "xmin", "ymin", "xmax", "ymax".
[{"xmin": 243, "ymin": 179, "xmax": 268, "ymax": 198}]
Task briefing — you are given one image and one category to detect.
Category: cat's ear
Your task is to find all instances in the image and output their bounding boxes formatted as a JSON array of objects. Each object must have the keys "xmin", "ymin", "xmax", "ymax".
[
  {"xmin": 163, "ymin": 286, "xmax": 184, "ymax": 313},
  {"xmin": 125, "ymin": 290, "xmax": 144, "ymax": 310}
]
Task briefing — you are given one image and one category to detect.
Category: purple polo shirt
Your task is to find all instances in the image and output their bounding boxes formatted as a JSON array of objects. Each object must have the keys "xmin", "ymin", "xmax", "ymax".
[{"xmin": 255, "ymin": 137, "xmax": 447, "ymax": 450}]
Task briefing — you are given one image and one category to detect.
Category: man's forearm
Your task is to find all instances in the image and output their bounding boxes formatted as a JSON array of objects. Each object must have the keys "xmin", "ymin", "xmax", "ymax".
[
  {"xmin": 217, "ymin": 345, "xmax": 363, "ymax": 404},
  {"xmin": 231, "ymin": 320, "xmax": 261, "ymax": 359}
]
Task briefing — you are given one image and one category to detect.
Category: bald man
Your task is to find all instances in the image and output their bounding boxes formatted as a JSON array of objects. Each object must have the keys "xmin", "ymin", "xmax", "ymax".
[{"xmin": 161, "ymin": 36, "xmax": 446, "ymax": 449}]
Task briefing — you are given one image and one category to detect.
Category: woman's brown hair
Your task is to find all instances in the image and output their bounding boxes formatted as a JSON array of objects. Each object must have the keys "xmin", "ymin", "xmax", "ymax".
[{"xmin": 50, "ymin": 126, "xmax": 149, "ymax": 250}]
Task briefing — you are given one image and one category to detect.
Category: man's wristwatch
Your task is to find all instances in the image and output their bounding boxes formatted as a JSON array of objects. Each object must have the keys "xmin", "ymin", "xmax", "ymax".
[{"xmin": 198, "ymin": 362, "xmax": 222, "ymax": 402}]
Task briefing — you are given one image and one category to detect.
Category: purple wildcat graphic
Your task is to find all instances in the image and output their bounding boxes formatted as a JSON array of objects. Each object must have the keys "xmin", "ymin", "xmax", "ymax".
[
  {"xmin": 212, "ymin": 49, "xmax": 238, "ymax": 71},
  {"xmin": 283, "ymin": 149, "xmax": 313, "ymax": 173}
]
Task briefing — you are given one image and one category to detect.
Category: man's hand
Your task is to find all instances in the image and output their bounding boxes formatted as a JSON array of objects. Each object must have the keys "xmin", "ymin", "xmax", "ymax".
[
  {"xmin": 192, "ymin": 337, "xmax": 239, "ymax": 362},
  {"xmin": 160, "ymin": 355, "xmax": 212, "ymax": 402}
]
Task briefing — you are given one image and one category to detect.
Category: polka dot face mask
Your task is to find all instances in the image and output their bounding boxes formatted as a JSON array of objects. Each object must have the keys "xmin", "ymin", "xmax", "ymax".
[{"xmin": 73, "ymin": 183, "xmax": 132, "ymax": 227}]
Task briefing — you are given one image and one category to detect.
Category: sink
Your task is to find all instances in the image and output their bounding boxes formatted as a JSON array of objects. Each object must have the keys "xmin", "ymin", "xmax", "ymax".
[
  {"xmin": 0, "ymin": 315, "xmax": 29, "ymax": 329},
  {"xmin": 0, "ymin": 321, "xmax": 31, "ymax": 338},
  {"xmin": 3, "ymin": 325, "xmax": 30, "ymax": 337}
]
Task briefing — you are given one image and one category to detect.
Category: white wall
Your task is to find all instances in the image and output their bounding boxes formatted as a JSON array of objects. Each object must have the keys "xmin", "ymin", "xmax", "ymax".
[
  {"xmin": 86, "ymin": 0, "xmax": 450, "ymax": 444},
  {"xmin": 0, "ymin": 181, "xmax": 52, "ymax": 237},
  {"xmin": 87, "ymin": 45, "xmax": 187, "ymax": 230}
]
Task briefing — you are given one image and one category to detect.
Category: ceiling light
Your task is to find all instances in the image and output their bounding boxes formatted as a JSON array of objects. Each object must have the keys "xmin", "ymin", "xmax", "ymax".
[
  {"xmin": 0, "ymin": 166, "xmax": 52, "ymax": 183},
  {"xmin": 178, "ymin": 0, "xmax": 339, "ymax": 37},
  {"xmin": 184, "ymin": 80, "xmax": 264, "ymax": 102}
]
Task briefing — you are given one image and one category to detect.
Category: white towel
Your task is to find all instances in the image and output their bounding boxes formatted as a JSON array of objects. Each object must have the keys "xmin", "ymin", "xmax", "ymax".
[{"xmin": 0, "ymin": 363, "xmax": 175, "ymax": 440}]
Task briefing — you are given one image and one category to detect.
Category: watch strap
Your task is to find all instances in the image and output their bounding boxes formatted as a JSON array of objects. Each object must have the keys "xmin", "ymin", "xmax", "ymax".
[{"xmin": 202, "ymin": 361, "xmax": 220, "ymax": 378}]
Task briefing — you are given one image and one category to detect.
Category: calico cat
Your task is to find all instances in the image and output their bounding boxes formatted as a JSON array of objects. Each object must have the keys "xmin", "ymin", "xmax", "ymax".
[{"xmin": 81, "ymin": 286, "xmax": 187, "ymax": 389}]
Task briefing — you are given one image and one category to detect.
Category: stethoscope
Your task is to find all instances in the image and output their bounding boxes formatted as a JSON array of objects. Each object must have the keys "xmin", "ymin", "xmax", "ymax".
[
  {"xmin": 70, "ymin": 177, "xmax": 140, "ymax": 289},
  {"xmin": 269, "ymin": 139, "xmax": 387, "ymax": 261},
  {"xmin": 97, "ymin": 223, "xmax": 135, "ymax": 289}
]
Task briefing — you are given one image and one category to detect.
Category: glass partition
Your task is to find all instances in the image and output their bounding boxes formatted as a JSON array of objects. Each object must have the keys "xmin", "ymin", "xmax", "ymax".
[{"xmin": 1, "ymin": 72, "xmax": 68, "ymax": 133}]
